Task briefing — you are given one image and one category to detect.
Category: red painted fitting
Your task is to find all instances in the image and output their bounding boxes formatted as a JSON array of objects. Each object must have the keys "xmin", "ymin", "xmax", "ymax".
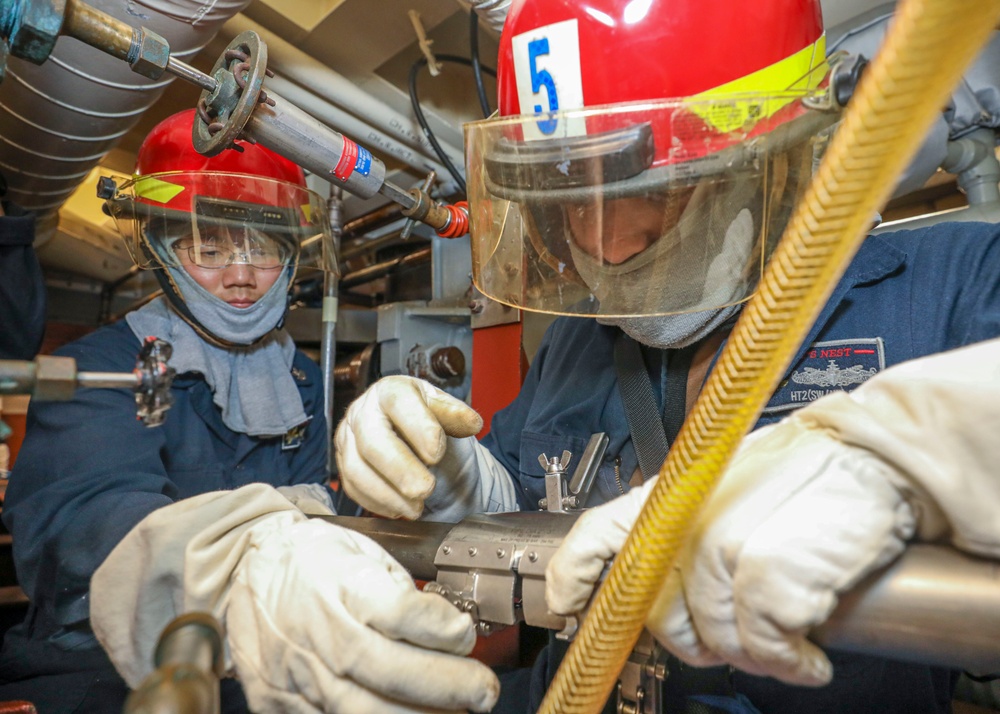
[{"xmin": 437, "ymin": 201, "xmax": 470, "ymax": 238}]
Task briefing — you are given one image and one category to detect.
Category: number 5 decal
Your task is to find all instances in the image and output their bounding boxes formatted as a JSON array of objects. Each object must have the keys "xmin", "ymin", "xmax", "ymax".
[{"xmin": 528, "ymin": 38, "xmax": 559, "ymax": 134}]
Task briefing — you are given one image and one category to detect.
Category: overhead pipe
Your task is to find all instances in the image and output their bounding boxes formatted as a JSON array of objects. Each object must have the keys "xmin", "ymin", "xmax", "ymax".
[
  {"xmin": 218, "ymin": 15, "xmax": 466, "ymax": 186},
  {"xmin": 343, "ymin": 202, "xmax": 405, "ymax": 242},
  {"xmin": 874, "ymin": 126, "xmax": 1000, "ymax": 233},
  {"xmin": 265, "ymin": 75, "xmax": 458, "ymax": 187},
  {"xmin": 339, "ymin": 246, "xmax": 433, "ymax": 290},
  {"xmin": 0, "ymin": 0, "xmax": 253, "ymax": 239}
]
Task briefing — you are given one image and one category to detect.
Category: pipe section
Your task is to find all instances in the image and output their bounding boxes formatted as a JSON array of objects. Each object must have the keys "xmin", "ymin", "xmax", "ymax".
[
  {"xmin": 814, "ymin": 545, "xmax": 1000, "ymax": 673},
  {"xmin": 219, "ymin": 15, "xmax": 466, "ymax": 181},
  {"xmin": 265, "ymin": 75, "xmax": 456, "ymax": 183},
  {"xmin": 322, "ymin": 185, "xmax": 342, "ymax": 476},
  {"xmin": 322, "ymin": 513, "xmax": 1000, "ymax": 674}
]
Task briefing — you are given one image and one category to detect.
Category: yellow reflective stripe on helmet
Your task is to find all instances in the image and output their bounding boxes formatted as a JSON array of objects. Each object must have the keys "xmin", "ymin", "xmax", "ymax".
[
  {"xmin": 686, "ymin": 34, "xmax": 827, "ymax": 134},
  {"xmin": 133, "ymin": 176, "xmax": 185, "ymax": 204},
  {"xmin": 300, "ymin": 203, "xmax": 312, "ymax": 222}
]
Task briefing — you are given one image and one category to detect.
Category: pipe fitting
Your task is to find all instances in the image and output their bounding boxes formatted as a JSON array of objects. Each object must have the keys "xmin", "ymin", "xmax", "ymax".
[
  {"xmin": 9, "ymin": 0, "xmax": 65, "ymax": 64},
  {"xmin": 33, "ymin": 355, "xmax": 77, "ymax": 401},
  {"xmin": 128, "ymin": 26, "xmax": 169, "ymax": 80}
]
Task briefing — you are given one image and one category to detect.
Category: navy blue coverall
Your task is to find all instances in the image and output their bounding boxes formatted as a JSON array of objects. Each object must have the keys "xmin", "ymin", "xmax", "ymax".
[
  {"xmin": 483, "ymin": 223, "xmax": 1000, "ymax": 714},
  {"xmin": 0, "ymin": 319, "xmax": 328, "ymax": 713},
  {"xmin": 0, "ymin": 202, "xmax": 45, "ymax": 360}
]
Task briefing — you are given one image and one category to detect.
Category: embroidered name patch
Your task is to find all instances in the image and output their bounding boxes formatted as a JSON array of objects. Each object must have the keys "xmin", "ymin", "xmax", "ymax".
[
  {"xmin": 763, "ymin": 338, "xmax": 885, "ymax": 414},
  {"xmin": 282, "ymin": 419, "xmax": 310, "ymax": 451}
]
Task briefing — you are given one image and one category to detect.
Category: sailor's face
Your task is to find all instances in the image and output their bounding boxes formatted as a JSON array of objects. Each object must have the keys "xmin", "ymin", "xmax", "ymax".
[
  {"xmin": 173, "ymin": 231, "xmax": 283, "ymax": 308},
  {"xmin": 564, "ymin": 190, "xmax": 695, "ymax": 264}
]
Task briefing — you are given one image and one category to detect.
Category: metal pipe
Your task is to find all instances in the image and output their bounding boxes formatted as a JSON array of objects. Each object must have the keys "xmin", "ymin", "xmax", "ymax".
[
  {"xmin": 244, "ymin": 97, "xmax": 395, "ymax": 203},
  {"xmin": 949, "ymin": 127, "xmax": 1000, "ymax": 206},
  {"xmin": 339, "ymin": 246, "xmax": 432, "ymax": 290},
  {"xmin": 343, "ymin": 203, "xmax": 405, "ymax": 241},
  {"xmin": 322, "ymin": 185, "xmax": 343, "ymax": 477},
  {"xmin": 165, "ymin": 56, "xmax": 217, "ymax": 92},
  {"xmin": 378, "ymin": 179, "xmax": 418, "ymax": 211},
  {"xmin": 265, "ymin": 75, "xmax": 456, "ymax": 183},
  {"xmin": 124, "ymin": 612, "xmax": 224, "ymax": 714},
  {"xmin": 316, "ymin": 515, "xmax": 452, "ymax": 580},
  {"xmin": 813, "ymin": 544, "xmax": 1000, "ymax": 673},
  {"xmin": 321, "ymin": 513, "xmax": 1000, "ymax": 674},
  {"xmin": 220, "ymin": 15, "xmax": 466, "ymax": 179},
  {"xmin": 62, "ymin": 0, "xmax": 135, "ymax": 62},
  {"xmin": 75, "ymin": 371, "xmax": 139, "ymax": 389}
]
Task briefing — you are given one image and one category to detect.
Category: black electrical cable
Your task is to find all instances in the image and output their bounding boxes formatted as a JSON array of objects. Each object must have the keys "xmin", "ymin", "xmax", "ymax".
[
  {"xmin": 408, "ymin": 54, "xmax": 496, "ymax": 196},
  {"xmin": 469, "ymin": 11, "xmax": 493, "ymax": 118}
]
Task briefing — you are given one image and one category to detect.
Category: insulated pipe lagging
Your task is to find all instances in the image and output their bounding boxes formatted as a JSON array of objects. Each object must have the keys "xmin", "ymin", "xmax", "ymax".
[
  {"xmin": 538, "ymin": 1, "xmax": 1000, "ymax": 712},
  {"xmin": 0, "ymin": 0, "xmax": 252, "ymax": 237}
]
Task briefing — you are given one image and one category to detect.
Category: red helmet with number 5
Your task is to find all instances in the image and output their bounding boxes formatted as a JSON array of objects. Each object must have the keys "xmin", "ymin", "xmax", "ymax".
[{"xmin": 466, "ymin": 0, "xmax": 839, "ymax": 320}]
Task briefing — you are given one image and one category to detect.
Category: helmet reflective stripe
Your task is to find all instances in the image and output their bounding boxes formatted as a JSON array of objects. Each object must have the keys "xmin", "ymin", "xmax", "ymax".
[
  {"xmin": 688, "ymin": 34, "xmax": 828, "ymax": 133},
  {"xmin": 134, "ymin": 176, "xmax": 186, "ymax": 204}
]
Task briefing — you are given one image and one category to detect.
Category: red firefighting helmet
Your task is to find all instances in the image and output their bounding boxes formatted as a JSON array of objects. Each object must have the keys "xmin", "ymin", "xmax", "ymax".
[
  {"xmin": 108, "ymin": 108, "xmax": 336, "ymax": 277},
  {"xmin": 465, "ymin": 0, "xmax": 838, "ymax": 318}
]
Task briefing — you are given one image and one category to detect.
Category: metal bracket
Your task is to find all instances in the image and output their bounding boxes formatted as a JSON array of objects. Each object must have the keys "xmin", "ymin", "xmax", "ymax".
[
  {"xmin": 469, "ymin": 285, "xmax": 520, "ymax": 329},
  {"xmin": 618, "ymin": 631, "xmax": 669, "ymax": 714},
  {"xmin": 537, "ymin": 433, "xmax": 608, "ymax": 512}
]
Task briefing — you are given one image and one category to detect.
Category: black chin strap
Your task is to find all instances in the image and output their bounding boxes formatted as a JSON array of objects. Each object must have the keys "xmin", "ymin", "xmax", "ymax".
[
  {"xmin": 614, "ymin": 328, "xmax": 745, "ymax": 712},
  {"xmin": 614, "ymin": 330, "xmax": 698, "ymax": 481}
]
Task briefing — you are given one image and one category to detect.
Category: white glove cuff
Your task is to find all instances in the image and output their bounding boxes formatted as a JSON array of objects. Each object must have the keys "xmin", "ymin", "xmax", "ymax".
[{"xmin": 423, "ymin": 436, "xmax": 520, "ymax": 522}]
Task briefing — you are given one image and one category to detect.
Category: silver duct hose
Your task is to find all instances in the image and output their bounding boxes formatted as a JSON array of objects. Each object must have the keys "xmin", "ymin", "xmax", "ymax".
[{"xmin": 0, "ymin": 0, "xmax": 253, "ymax": 241}]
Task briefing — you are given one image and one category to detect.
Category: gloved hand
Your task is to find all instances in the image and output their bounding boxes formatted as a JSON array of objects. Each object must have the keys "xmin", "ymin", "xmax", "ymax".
[
  {"xmin": 547, "ymin": 338, "xmax": 1000, "ymax": 686},
  {"xmin": 92, "ymin": 483, "xmax": 500, "ymax": 714},
  {"xmin": 335, "ymin": 375, "xmax": 518, "ymax": 521}
]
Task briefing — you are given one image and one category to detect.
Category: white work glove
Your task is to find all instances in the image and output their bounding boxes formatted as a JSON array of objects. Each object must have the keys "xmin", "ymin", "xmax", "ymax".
[
  {"xmin": 335, "ymin": 375, "xmax": 518, "ymax": 521},
  {"xmin": 547, "ymin": 338, "xmax": 1000, "ymax": 687},
  {"xmin": 92, "ymin": 483, "xmax": 499, "ymax": 714}
]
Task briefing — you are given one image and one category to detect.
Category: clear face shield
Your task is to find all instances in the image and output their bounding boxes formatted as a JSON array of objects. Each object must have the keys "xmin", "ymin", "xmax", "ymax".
[
  {"xmin": 465, "ymin": 75, "xmax": 839, "ymax": 318},
  {"xmin": 105, "ymin": 171, "xmax": 339, "ymax": 280}
]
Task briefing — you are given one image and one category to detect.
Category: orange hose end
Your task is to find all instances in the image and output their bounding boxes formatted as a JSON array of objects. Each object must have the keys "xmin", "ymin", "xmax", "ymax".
[{"xmin": 437, "ymin": 201, "xmax": 469, "ymax": 238}]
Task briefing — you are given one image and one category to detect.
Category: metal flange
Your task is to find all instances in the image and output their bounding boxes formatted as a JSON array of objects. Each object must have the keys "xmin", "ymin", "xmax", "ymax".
[{"xmin": 193, "ymin": 30, "xmax": 269, "ymax": 157}]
